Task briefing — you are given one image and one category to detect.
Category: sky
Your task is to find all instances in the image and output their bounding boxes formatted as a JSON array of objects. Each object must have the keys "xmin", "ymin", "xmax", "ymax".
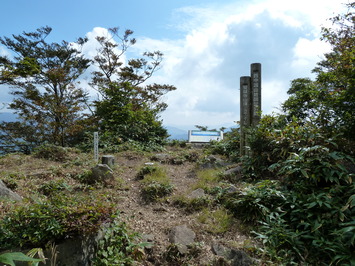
[{"xmin": 0, "ymin": 0, "xmax": 348, "ymax": 130}]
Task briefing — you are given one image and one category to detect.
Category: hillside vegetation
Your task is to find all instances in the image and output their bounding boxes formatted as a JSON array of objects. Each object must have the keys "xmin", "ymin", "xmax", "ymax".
[{"xmin": 0, "ymin": 2, "xmax": 354, "ymax": 265}]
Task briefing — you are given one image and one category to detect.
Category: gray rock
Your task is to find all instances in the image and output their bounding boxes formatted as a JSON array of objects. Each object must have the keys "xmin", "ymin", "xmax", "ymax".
[
  {"xmin": 224, "ymin": 166, "xmax": 243, "ymax": 182},
  {"xmin": 151, "ymin": 153, "xmax": 170, "ymax": 163},
  {"xmin": 0, "ymin": 180, "xmax": 22, "ymax": 201},
  {"xmin": 91, "ymin": 164, "xmax": 114, "ymax": 186},
  {"xmin": 225, "ymin": 185, "xmax": 238, "ymax": 194},
  {"xmin": 212, "ymin": 243, "xmax": 252, "ymax": 266},
  {"xmin": 168, "ymin": 224, "xmax": 196, "ymax": 254},
  {"xmin": 187, "ymin": 188, "xmax": 206, "ymax": 199},
  {"xmin": 101, "ymin": 155, "xmax": 115, "ymax": 167},
  {"xmin": 200, "ymin": 155, "xmax": 226, "ymax": 169}
]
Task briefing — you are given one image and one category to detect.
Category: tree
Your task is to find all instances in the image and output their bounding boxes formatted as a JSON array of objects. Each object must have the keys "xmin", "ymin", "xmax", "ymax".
[
  {"xmin": 91, "ymin": 28, "xmax": 176, "ymax": 144},
  {"xmin": 312, "ymin": 2, "xmax": 355, "ymax": 140},
  {"xmin": 282, "ymin": 3, "xmax": 355, "ymax": 140},
  {"xmin": 0, "ymin": 26, "xmax": 91, "ymax": 147}
]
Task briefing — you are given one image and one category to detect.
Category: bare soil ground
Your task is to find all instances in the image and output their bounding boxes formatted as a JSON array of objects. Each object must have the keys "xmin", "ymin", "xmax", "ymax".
[{"xmin": 0, "ymin": 146, "xmax": 255, "ymax": 265}]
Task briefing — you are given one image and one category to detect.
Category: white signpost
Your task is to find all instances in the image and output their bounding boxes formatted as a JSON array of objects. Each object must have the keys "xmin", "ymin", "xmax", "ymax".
[
  {"xmin": 188, "ymin": 130, "xmax": 223, "ymax": 143},
  {"xmin": 94, "ymin": 132, "xmax": 99, "ymax": 162}
]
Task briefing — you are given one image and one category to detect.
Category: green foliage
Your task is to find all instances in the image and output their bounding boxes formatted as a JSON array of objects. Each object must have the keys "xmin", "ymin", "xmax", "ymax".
[
  {"xmin": 93, "ymin": 216, "xmax": 145, "ymax": 266},
  {"xmin": 313, "ymin": 2, "xmax": 355, "ymax": 140},
  {"xmin": 197, "ymin": 207, "xmax": 233, "ymax": 234},
  {"xmin": 0, "ymin": 252, "xmax": 44, "ymax": 266},
  {"xmin": 0, "ymin": 26, "xmax": 91, "ymax": 147},
  {"xmin": 172, "ymin": 194, "xmax": 211, "ymax": 213},
  {"xmin": 34, "ymin": 144, "xmax": 69, "ymax": 162},
  {"xmin": 235, "ymin": 116, "xmax": 355, "ymax": 264},
  {"xmin": 224, "ymin": 180, "xmax": 285, "ymax": 224},
  {"xmin": 136, "ymin": 164, "xmax": 159, "ymax": 180},
  {"xmin": 140, "ymin": 166, "xmax": 173, "ymax": 201},
  {"xmin": 91, "ymin": 28, "xmax": 176, "ymax": 146},
  {"xmin": 193, "ymin": 169, "xmax": 221, "ymax": 192},
  {"xmin": 39, "ymin": 179, "xmax": 71, "ymax": 196},
  {"xmin": 206, "ymin": 127, "xmax": 240, "ymax": 162},
  {"xmin": 0, "ymin": 195, "xmax": 115, "ymax": 249}
]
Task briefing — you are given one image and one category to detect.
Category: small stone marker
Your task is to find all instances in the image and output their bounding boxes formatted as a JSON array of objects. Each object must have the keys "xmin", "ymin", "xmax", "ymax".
[
  {"xmin": 102, "ymin": 155, "xmax": 115, "ymax": 167},
  {"xmin": 91, "ymin": 164, "xmax": 114, "ymax": 186}
]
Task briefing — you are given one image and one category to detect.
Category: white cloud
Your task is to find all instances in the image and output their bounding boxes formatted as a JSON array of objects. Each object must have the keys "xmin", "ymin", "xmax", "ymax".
[
  {"xmin": 135, "ymin": 0, "xmax": 346, "ymax": 128},
  {"xmin": 0, "ymin": 46, "xmax": 11, "ymax": 57},
  {"xmin": 73, "ymin": 0, "xmax": 346, "ymax": 128},
  {"xmin": 291, "ymin": 37, "xmax": 331, "ymax": 73}
]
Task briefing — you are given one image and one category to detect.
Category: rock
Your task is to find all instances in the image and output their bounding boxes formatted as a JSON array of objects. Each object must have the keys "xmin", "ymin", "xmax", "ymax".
[
  {"xmin": 212, "ymin": 243, "xmax": 252, "ymax": 266},
  {"xmin": 101, "ymin": 155, "xmax": 115, "ymax": 167},
  {"xmin": 91, "ymin": 164, "xmax": 114, "ymax": 186},
  {"xmin": 168, "ymin": 224, "xmax": 196, "ymax": 254},
  {"xmin": 0, "ymin": 180, "xmax": 22, "ymax": 201},
  {"xmin": 225, "ymin": 185, "xmax": 238, "ymax": 194},
  {"xmin": 224, "ymin": 166, "xmax": 243, "ymax": 182},
  {"xmin": 187, "ymin": 188, "xmax": 206, "ymax": 199},
  {"xmin": 151, "ymin": 153, "xmax": 170, "ymax": 163},
  {"xmin": 200, "ymin": 155, "xmax": 226, "ymax": 169},
  {"xmin": 229, "ymin": 249, "xmax": 253, "ymax": 266}
]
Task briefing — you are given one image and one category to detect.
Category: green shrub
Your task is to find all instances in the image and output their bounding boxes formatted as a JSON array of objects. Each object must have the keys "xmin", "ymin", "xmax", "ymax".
[
  {"xmin": 223, "ymin": 180, "xmax": 285, "ymax": 224},
  {"xmin": 172, "ymin": 194, "xmax": 211, "ymax": 213},
  {"xmin": 136, "ymin": 164, "xmax": 159, "ymax": 180},
  {"xmin": 93, "ymin": 216, "xmax": 145, "ymax": 265},
  {"xmin": 197, "ymin": 207, "xmax": 233, "ymax": 234},
  {"xmin": 39, "ymin": 179, "xmax": 71, "ymax": 196},
  {"xmin": 140, "ymin": 166, "xmax": 173, "ymax": 202},
  {"xmin": 0, "ymin": 195, "xmax": 115, "ymax": 249},
  {"xmin": 206, "ymin": 127, "xmax": 240, "ymax": 162},
  {"xmin": 34, "ymin": 144, "xmax": 69, "ymax": 162},
  {"xmin": 237, "ymin": 114, "xmax": 355, "ymax": 264}
]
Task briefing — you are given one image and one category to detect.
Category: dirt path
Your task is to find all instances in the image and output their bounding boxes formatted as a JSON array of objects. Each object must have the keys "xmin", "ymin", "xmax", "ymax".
[{"xmin": 114, "ymin": 149, "xmax": 251, "ymax": 265}]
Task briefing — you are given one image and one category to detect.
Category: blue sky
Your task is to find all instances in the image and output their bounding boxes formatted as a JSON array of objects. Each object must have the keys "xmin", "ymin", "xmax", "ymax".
[{"xmin": 0, "ymin": 0, "xmax": 347, "ymax": 129}]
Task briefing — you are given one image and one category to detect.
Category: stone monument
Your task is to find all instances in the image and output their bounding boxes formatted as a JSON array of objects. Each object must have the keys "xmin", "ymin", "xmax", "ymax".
[{"xmin": 240, "ymin": 63, "xmax": 261, "ymax": 156}]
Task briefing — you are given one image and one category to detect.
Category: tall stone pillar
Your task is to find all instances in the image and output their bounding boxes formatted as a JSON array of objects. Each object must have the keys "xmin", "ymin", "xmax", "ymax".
[
  {"xmin": 240, "ymin": 63, "xmax": 261, "ymax": 156},
  {"xmin": 240, "ymin": 76, "xmax": 251, "ymax": 156},
  {"xmin": 251, "ymin": 63, "xmax": 261, "ymax": 126}
]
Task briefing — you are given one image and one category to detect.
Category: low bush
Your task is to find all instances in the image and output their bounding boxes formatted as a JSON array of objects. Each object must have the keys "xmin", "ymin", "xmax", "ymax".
[
  {"xmin": 235, "ymin": 115, "xmax": 355, "ymax": 265},
  {"xmin": 140, "ymin": 166, "xmax": 174, "ymax": 202},
  {"xmin": 93, "ymin": 215, "xmax": 146, "ymax": 265},
  {"xmin": 33, "ymin": 144, "xmax": 69, "ymax": 162},
  {"xmin": 0, "ymin": 194, "xmax": 115, "ymax": 249}
]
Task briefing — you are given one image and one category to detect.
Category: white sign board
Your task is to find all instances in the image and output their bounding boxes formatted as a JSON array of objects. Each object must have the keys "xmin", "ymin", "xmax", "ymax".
[{"xmin": 188, "ymin": 130, "xmax": 223, "ymax": 143}]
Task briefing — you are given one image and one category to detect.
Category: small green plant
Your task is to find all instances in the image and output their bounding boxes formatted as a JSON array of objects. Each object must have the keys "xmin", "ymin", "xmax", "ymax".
[
  {"xmin": 192, "ymin": 169, "xmax": 221, "ymax": 191},
  {"xmin": 93, "ymin": 216, "xmax": 146, "ymax": 265},
  {"xmin": 136, "ymin": 164, "xmax": 159, "ymax": 180},
  {"xmin": 39, "ymin": 179, "xmax": 71, "ymax": 196},
  {"xmin": 197, "ymin": 207, "xmax": 233, "ymax": 234},
  {"xmin": 73, "ymin": 169, "xmax": 93, "ymax": 184},
  {"xmin": 140, "ymin": 166, "xmax": 174, "ymax": 202},
  {"xmin": 172, "ymin": 194, "xmax": 211, "ymax": 213}
]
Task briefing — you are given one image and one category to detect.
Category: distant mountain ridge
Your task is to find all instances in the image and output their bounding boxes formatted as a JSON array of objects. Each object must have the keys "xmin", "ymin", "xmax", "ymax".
[{"xmin": 165, "ymin": 126, "xmax": 188, "ymax": 140}]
